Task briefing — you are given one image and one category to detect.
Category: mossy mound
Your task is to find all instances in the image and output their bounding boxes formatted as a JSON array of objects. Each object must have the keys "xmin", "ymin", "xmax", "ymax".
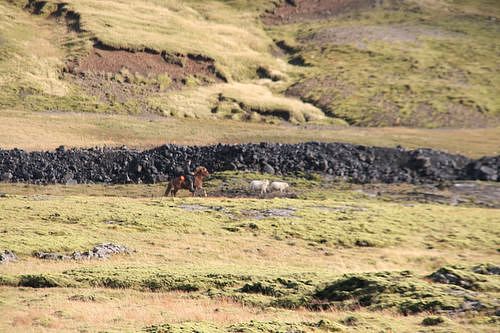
[
  {"xmin": 429, "ymin": 264, "xmax": 500, "ymax": 291},
  {"xmin": 54, "ymin": 267, "xmax": 321, "ymax": 309},
  {"xmin": 240, "ymin": 277, "xmax": 316, "ymax": 302},
  {"xmin": 18, "ymin": 274, "xmax": 75, "ymax": 288},
  {"xmin": 237, "ymin": 278, "xmax": 315, "ymax": 309},
  {"xmin": 421, "ymin": 316, "xmax": 446, "ymax": 326},
  {"xmin": 0, "ymin": 274, "xmax": 19, "ymax": 287},
  {"xmin": 313, "ymin": 271, "xmax": 464, "ymax": 314},
  {"xmin": 64, "ymin": 268, "xmax": 251, "ymax": 292},
  {"xmin": 144, "ymin": 322, "xmax": 220, "ymax": 333},
  {"xmin": 2, "ymin": 265, "xmax": 498, "ymax": 317},
  {"xmin": 472, "ymin": 264, "xmax": 500, "ymax": 276},
  {"xmin": 144, "ymin": 320, "xmax": 341, "ymax": 333}
]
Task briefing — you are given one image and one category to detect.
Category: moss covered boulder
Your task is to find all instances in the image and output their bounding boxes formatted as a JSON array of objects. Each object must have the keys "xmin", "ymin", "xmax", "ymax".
[{"xmin": 313, "ymin": 271, "xmax": 464, "ymax": 314}]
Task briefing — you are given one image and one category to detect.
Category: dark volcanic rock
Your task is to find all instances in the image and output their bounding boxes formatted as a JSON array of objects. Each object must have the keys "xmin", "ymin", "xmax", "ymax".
[
  {"xmin": 464, "ymin": 156, "xmax": 499, "ymax": 181},
  {"xmin": 0, "ymin": 143, "xmax": 498, "ymax": 184},
  {"xmin": 430, "ymin": 269, "xmax": 473, "ymax": 289},
  {"xmin": 472, "ymin": 264, "xmax": 500, "ymax": 276}
]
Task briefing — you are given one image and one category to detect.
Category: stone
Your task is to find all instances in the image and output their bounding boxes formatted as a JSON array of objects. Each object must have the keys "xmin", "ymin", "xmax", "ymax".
[
  {"xmin": 0, "ymin": 143, "xmax": 497, "ymax": 185},
  {"xmin": 0, "ymin": 250, "xmax": 17, "ymax": 264},
  {"xmin": 262, "ymin": 163, "xmax": 275, "ymax": 174},
  {"xmin": 33, "ymin": 243, "xmax": 131, "ymax": 261}
]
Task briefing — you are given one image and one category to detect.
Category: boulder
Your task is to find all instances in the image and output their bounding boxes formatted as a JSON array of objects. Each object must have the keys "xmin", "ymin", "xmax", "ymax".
[{"xmin": 0, "ymin": 250, "xmax": 17, "ymax": 264}]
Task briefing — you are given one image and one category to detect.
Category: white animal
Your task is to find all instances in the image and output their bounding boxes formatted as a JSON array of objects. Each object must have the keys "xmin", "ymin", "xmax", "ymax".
[
  {"xmin": 250, "ymin": 180, "xmax": 270, "ymax": 195},
  {"xmin": 270, "ymin": 181, "xmax": 290, "ymax": 193}
]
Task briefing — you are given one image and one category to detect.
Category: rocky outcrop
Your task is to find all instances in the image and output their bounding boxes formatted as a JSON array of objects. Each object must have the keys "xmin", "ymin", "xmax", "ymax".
[
  {"xmin": 0, "ymin": 143, "xmax": 498, "ymax": 184},
  {"xmin": 0, "ymin": 250, "xmax": 17, "ymax": 264},
  {"xmin": 34, "ymin": 243, "xmax": 131, "ymax": 261}
]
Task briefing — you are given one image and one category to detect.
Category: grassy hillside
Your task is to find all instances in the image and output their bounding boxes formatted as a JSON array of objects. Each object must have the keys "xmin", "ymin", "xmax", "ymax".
[
  {"xmin": 0, "ymin": 175, "xmax": 499, "ymax": 332},
  {"xmin": 268, "ymin": 0, "xmax": 500, "ymax": 127},
  {"xmin": 0, "ymin": 0, "xmax": 329, "ymax": 124},
  {"xmin": 1, "ymin": 0, "xmax": 499, "ymax": 127}
]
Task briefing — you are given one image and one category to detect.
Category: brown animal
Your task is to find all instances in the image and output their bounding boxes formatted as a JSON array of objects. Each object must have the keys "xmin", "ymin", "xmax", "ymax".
[{"xmin": 164, "ymin": 166, "xmax": 210, "ymax": 197}]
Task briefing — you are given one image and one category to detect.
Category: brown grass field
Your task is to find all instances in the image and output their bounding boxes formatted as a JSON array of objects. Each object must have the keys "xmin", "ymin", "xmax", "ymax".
[{"xmin": 1, "ymin": 110, "xmax": 499, "ymax": 157}]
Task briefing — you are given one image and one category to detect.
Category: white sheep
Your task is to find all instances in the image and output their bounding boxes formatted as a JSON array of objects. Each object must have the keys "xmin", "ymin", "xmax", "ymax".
[
  {"xmin": 250, "ymin": 180, "xmax": 270, "ymax": 195},
  {"xmin": 270, "ymin": 181, "xmax": 290, "ymax": 193}
]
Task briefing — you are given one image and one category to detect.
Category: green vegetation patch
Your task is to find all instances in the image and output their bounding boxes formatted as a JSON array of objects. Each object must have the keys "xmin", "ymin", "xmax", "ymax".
[
  {"xmin": 2, "ymin": 266, "xmax": 498, "ymax": 316},
  {"xmin": 269, "ymin": 1, "xmax": 500, "ymax": 127},
  {"xmin": 57, "ymin": 267, "xmax": 323, "ymax": 309},
  {"xmin": 429, "ymin": 264, "xmax": 500, "ymax": 291},
  {"xmin": 421, "ymin": 315, "xmax": 446, "ymax": 326},
  {"xmin": 0, "ymin": 176, "xmax": 499, "ymax": 258},
  {"xmin": 145, "ymin": 320, "xmax": 341, "ymax": 333},
  {"xmin": 313, "ymin": 270, "xmax": 483, "ymax": 314}
]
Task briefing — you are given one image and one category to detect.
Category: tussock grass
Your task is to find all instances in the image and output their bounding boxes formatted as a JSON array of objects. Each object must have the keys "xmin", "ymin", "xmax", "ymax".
[
  {"xmin": 153, "ymin": 83, "xmax": 327, "ymax": 123},
  {"xmin": 0, "ymin": 1, "xmax": 103, "ymax": 113},
  {"xmin": 218, "ymin": 83, "xmax": 326, "ymax": 123}
]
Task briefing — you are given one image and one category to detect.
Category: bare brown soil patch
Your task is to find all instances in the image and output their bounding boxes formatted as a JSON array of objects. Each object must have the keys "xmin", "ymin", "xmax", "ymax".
[
  {"xmin": 70, "ymin": 44, "xmax": 219, "ymax": 81},
  {"xmin": 65, "ymin": 43, "xmax": 222, "ymax": 106},
  {"xmin": 262, "ymin": 0, "xmax": 382, "ymax": 24}
]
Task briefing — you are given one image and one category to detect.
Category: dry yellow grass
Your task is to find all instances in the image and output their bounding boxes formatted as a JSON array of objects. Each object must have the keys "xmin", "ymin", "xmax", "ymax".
[
  {"xmin": 150, "ymin": 83, "xmax": 327, "ymax": 123},
  {"xmin": 0, "ymin": 287, "xmax": 496, "ymax": 333},
  {"xmin": 24, "ymin": 0, "xmax": 280, "ymax": 81},
  {"xmin": 0, "ymin": 1, "xmax": 70, "ymax": 96},
  {"xmin": 0, "ymin": 110, "xmax": 498, "ymax": 157},
  {"xmin": 0, "ymin": 288, "xmax": 300, "ymax": 332}
]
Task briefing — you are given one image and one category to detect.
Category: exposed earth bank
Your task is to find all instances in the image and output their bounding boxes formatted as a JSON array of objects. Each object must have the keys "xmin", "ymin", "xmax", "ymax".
[{"xmin": 0, "ymin": 143, "xmax": 498, "ymax": 185}]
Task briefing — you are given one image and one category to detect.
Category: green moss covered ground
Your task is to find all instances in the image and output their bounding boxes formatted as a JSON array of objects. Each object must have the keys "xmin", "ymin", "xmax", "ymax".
[{"xmin": 0, "ymin": 173, "xmax": 498, "ymax": 332}]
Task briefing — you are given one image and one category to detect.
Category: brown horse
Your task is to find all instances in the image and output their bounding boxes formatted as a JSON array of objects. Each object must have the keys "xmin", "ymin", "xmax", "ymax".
[{"xmin": 164, "ymin": 166, "xmax": 210, "ymax": 197}]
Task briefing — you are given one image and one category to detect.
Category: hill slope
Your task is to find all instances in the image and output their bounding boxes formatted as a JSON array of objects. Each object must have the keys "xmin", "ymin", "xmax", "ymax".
[{"xmin": 1, "ymin": 0, "xmax": 499, "ymax": 127}]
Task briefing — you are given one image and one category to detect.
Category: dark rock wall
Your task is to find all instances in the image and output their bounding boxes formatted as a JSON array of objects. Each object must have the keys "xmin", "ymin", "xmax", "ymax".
[{"xmin": 0, "ymin": 142, "xmax": 498, "ymax": 184}]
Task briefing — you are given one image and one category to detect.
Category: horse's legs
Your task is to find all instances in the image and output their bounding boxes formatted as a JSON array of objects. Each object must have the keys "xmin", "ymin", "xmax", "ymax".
[
  {"xmin": 203, "ymin": 188, "xmax": 207, "ymax": 197},
  {"xmin": 164, "ymin": 182, "xmax": 172, "ymax": 197}
]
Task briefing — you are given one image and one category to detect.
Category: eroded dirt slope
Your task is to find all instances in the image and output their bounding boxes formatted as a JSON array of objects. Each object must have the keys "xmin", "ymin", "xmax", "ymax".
[{"xmin": 66, "ymin": 43, "xmax": 222, "ymax": 104}]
